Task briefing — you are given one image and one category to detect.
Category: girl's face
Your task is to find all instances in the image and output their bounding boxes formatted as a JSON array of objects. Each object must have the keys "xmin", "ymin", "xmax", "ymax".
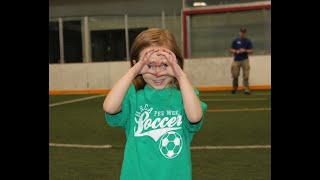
[
  {"xmin": 140, "ymin": 47, "xmax": 174, "ymax": 89},
  {"xmin": 142, "ymin": 73, "xmax": 173, "ymax": 89}
]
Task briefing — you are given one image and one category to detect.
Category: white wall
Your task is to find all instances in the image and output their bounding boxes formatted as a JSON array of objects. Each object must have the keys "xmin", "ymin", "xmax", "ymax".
[
  {"xmin": 184, "ymin": 55, "xmax": 271, "ymax": 87},
  {"xmin": 49, "ymin": 55, "xmax": 270, "ymax": 90}
]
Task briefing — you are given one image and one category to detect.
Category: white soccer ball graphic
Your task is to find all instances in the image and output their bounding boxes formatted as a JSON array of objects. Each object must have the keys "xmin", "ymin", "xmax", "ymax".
[{"xmin": 159, "ymin": 131, "xmax": 183, "ymax": 159}]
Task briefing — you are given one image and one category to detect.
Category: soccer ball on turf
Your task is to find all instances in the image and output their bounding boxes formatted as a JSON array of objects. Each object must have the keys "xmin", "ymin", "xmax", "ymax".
[{"xmin": 159, "ymin": 131, "xmax": 183, "ymax": 159}]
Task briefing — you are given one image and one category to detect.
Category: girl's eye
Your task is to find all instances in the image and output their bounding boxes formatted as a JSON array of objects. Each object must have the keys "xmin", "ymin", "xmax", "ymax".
[
  {"xmin": 147, "ymin": 64, "xmax": 157, "ymax": 70},
  {"xmin": 159, "ymin": 64, "xmax": 168, "ymax": 70},
  {"xmin": 147, "ymin": 63, "xmax": 155, "ymax": 68}
]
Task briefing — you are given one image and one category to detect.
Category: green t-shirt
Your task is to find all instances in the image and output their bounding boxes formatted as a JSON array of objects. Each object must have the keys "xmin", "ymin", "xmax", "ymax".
[{"xmin": 105, "ymin": 84, "xmax": 207, "ymax": 180}]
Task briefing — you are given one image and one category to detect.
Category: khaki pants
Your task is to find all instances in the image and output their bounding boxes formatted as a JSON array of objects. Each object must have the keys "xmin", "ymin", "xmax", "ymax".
[{"xmin": 231, "ymin": 59, "xmax": 250, "ymax": 91}]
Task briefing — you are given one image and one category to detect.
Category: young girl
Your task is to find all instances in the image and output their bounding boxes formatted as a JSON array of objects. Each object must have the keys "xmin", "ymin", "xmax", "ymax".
[{"xmin": 103, "ymin": 28, "xmax": 207, "ymax": 180}]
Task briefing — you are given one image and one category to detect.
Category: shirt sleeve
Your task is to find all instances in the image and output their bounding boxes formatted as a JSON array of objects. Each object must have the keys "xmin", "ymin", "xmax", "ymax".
[
  {"xmin": 183, "ymin": 88, "xmax": 208, "ymax": 133},
  {"xmin": 104, "ymin": 84, "xmax": 136, "ymax": 128}
]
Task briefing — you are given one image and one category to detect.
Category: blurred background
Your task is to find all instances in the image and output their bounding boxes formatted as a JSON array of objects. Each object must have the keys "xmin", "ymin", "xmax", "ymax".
[
  {"xmin": 49, "ymin": 0, "xmax": 271, "ymax": 179},
  {"xmin": 49, "ymin": 0, "xmax": 270, "ymax": 91}
]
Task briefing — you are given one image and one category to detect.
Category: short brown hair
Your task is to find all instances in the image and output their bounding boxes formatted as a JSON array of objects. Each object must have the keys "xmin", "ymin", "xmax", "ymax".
[
  {"xmin": 240, "ymin": 27, "xmax": 247, "ymax": 33},
  {"xmin": 129, "ymin": 28, "xmax": 184, "ymax": 91}
]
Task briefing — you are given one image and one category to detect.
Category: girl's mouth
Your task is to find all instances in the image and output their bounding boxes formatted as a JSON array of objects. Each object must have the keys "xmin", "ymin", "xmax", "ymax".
[{"xmin": 153, "ymin": 78, "xmax": 165, "ymax": 86}]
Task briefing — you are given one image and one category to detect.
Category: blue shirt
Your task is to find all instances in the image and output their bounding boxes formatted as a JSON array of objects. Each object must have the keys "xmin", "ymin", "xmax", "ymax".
[{"xmin": 231, "ymin": 37, "xmax": 253, "ymax": 61}]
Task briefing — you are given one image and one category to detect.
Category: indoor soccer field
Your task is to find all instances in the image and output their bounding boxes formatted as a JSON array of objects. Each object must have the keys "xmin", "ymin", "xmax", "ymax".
[{"xmin": 49, "ymin": 90, "xmax": 270, "ymax": 180}]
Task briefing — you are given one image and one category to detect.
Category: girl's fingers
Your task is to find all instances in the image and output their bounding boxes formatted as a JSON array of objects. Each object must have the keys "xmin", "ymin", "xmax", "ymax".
[
  {"xmin": 151, "ymin": 50, "xmax": 176, "ymax": 77},
  {"xmin": 154, "ymin": 52, "xmax": 165, "ymax": 66},
  {"xmin": 140, "ymin": 47, "xmax": 155, "ymax": 63},
  {"xmin": 160, "ymin": 49, "xmax": 184, "ymax": 77},
  {"xmin": 143, "ymin": 49, "xmax": 153, "ymax": 62},
  {"xmin": 160, "ymin": 48, "xmax": 177, "ymax": 64},
  {"xmin": 156, "ymin": 70, "xmax": 168, "ymax": 77},
  {"xmin": 139, "ymin": 49, "xmax": 157, "ymax": 74},
  {"xmin": 160, "ymin": 68, "xmax": 174, "ymax": 77},
  {"xmin": 139, "ymin": 48, "xmax": 149, "ymax": 62},
  {"xmin": 144, "ymin": 49, "xmax": 159, "ymax": 64},
  {"xmin": 139, "ymin": 47, "xmax": 180, "ymax": 76},
  {"xmin": 140, "ymin": 65, "xmax": 148, "ymax": 74},
  {"xmin": 143, "ymin": 51, "xmax": 162, "ymax": 75},
  {"xmin": 160, "ymin": 51, "xmax": 174, "ymax": 66}
]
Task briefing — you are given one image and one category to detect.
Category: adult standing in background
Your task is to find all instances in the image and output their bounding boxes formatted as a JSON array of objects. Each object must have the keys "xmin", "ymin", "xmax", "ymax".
[{"xmin": 229, "ymin": 27, "xmax": 253, "ymax": 95}]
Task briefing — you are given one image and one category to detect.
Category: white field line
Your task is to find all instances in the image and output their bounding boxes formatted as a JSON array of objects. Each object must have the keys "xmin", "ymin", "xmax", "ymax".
[
  {"xmin": 49, "ymin": 143, "xmax": 270, "ymax": 150},
  {"xmin": 190, "ymin": 145, "xmax": 271, "ymax": 150},
  {"xmin": 49, "ymin": 143, "xmax": 112, "ymax": 149},
  {"xmin": 49, "ymin": 95, "xmax": 105, "ymax": 107},
  {"xmin": 207, "ymin": 107, "xmax": 271, "ymax": 112},
  {"xmin": 202, "ymin": 98, "xmax": 268, "ymax": 102},
  {"xmin": 49, "ymin": 95, "xmax": 269, "ymax": 107},
  {"xmin": 200, "ymin": 93, "xmax": 270, "ymax": 96}
]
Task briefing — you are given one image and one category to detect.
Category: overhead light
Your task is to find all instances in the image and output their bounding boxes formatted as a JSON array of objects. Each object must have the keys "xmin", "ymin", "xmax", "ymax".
[{"xmin": 193, "ymin": 2, "xmax": 207, "ymax": 7}]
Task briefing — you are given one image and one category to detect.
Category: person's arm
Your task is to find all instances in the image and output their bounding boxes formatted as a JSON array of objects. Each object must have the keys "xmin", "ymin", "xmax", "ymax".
[
  {"xmin": 103, "ymin": 68, "xmax": 137, "ymax": 114},
  {"xmin": 246, "ymin": 39, "xmax": 253, "ymax": 54},
  {"xmin": 103, "ymin": 48, "xmax": 157, "ymax": 114},
  {"xmin": 229, "ymin": 40, "xmax": 239, "ymax": 54},
  {"xmin": 239, "ymin": 48, "xmax": 252, "ymax": 54},
  {"xmin": 177, "ymin": 73, "xmax": 203, "ymax": 123},
  {"xmin": 161, "ymin": 49, "xmax": 203, "ymax": 123},
  {"xmin": 230, "ymin": 48, "xmax": 239, "ymax": 54},
  {"xmin": 246, "ymin": 49, "xmax": 253, "ymax": 54}
]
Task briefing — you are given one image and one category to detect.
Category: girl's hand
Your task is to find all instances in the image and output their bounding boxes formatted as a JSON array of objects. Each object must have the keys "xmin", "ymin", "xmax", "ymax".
[
  {"xmin": 131, "ymin": 48, "xmax": 159, "ymax": 76},
  {"xmin": 156, "ymin": 48, "xmax": 185, "ymax": 79}
]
